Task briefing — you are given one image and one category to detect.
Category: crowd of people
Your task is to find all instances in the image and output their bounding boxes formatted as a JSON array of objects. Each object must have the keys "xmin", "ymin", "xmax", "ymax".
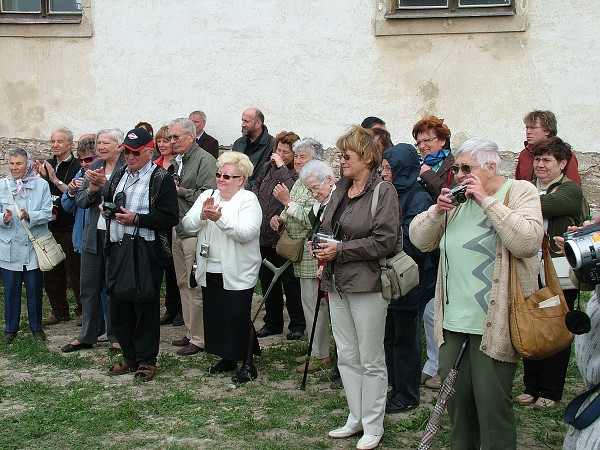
[{"xmin": 0, "ymin": 107, "xmax": 596, "ymax": 449}]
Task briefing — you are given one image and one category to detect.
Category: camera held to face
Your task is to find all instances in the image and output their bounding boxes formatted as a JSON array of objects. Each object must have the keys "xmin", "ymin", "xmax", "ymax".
[
  {"xmin": 102, "ymin": 192, "xmax": 126, "ymax": 220},
  {"xmin": 564, "ymin": 222, "xmax": 600, "ymax": 284},
  {"xmin": 312, "ymin": 232, "xmax": 342, "ymax": 250},
  {"xmin": 444, "ymin": 184, "xmax": 468, "ymax": 206}
]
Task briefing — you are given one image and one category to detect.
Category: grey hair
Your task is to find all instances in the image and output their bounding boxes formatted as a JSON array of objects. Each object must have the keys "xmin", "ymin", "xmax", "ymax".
[
  {"xmin": 8, "ymin": 147, "xmax": 29, "ymax": 159},
  {"xmin": 53, "ymin": 128, "xmax": 74, "ymax": 144},
  {"xmin": 96, "ymin": 128, "xmax": 124, "ymax": 145},
  {"xmin": 169, "ymin": 118, "xmax": 196, "ymax": 136},
  {"xmin": 455, "ymin": 137, "xmax": 501, "ymax": 169},
  {"xmin": 293, "ymin": 138, "xmax": 324, "ymax": 160},
  {"xmin": 299, "ymin": 160, "xmax": 335, "ymax": 184},
  {"xmin": 189, "ymin": 111, "xmax": 207, "ymax": 124}
]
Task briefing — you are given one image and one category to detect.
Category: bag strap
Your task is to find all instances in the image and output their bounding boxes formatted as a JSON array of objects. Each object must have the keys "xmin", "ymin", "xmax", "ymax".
[
  {"xmin": 5, "ymin": 178, "xmax": 36, "ymax": 243},
  {"xmin": 564, "ymin": 381, "xmax": 600, "ymax": 430},
  {"xmin": 370, "ymin": 181, "xmax": 403, "ymax": 269}
]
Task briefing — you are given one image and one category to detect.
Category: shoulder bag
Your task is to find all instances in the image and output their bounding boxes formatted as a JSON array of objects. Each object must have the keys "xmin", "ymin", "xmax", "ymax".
[
  {"xmin": 5, "ymin": 178, "xmax": 65, "ymax": 271},
  {"xmin": 276, "ymin": 203, "xmax": 325, "ymax": 263},
  {"xmin": 371, "ymin": 182, "xmax": 419, "ymax": 300}
]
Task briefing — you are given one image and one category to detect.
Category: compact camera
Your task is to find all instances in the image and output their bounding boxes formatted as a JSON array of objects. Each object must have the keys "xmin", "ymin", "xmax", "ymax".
[
  {"xmin": 312, "ymin": 233, "xmax": 341, "ymax": 250},
  {"xmin": 199, "ymin": 242, "xmax": 210, "ymax": 258},
  {"xmin": 444, "ymin": 184, "xmax": 468, "ymax": 206},
  {"xmin": 102, "ymin": 192, "xmax": 126, "ymax": 220},
  {"xmin": 171, "ymin": 174, "xmax": 181, "ymax": 186},
  {"xmin": 563, "ymin": 222, "xmax": 600, "ymax": 284}
]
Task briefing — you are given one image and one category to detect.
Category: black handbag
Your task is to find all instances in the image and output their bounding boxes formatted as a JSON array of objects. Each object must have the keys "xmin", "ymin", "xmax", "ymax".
[{"xmin": 108, "ymin": 226, "xmax": 156, "ymax": 303}]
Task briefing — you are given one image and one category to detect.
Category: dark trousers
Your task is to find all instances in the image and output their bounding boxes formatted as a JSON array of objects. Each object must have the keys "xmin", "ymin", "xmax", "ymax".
[
  {"xmin": 163, "ymin": 263, "xmax": 182, "ymax": 315},
  {"xmin": 108, "ymin": 243, "xmax": 162, "ymax": 367},
  {"xmin": 258, "ymin": 246, "xmax": 305, "ymax": 333},
  {"xmin": 384, "ymin": 308, "xmax": 421, "ymax": 406},
  {"xmin": 522, "ymin": 289, "xmax": 577, "ymax": 401},
  {"xmin": 2, "ymin": 267, "xmax": 44, "ymax": 333},
  {"xmin": 44, "ymin": 230, "xmax": 81, "ymax": 318}
]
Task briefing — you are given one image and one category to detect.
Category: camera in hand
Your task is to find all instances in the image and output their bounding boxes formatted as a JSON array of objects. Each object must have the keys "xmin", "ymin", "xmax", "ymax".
[
  {"xmin": 312, "ymin": 232, "xmax": 341, "ymax": 250},
  {"xmin": 102, "ymin": 191, "xmax": 126, "ymax": 220},
  {"xmin": 563, "ymin": 222, "xmax": 600, "ymax": 284},
  {"xmin": 444, "ymin": 184, "xmax": 468, "ymax": 206}
]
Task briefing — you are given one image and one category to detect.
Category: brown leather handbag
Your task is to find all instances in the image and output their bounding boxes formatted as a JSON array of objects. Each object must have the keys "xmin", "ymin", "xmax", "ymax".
[{"xmin": 509, "ymin": 234, "xmax": 574, "ymax": 360}]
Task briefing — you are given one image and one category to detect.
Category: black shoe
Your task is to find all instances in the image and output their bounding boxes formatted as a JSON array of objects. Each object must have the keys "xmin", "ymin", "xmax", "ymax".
[
  {"xmin": 160, "ymin": 312, "xmax": 176, "ymax": 326},
  {"xmin": 256, "ymin": 327, "xmax": 281, "ymax": 338},
  {"xmin": 231, "ymin": 364, "xmax": 258, "ymax": 383},
  {"xmin": 32, "ymin": 330, "xmax": 46, "ymax": 341},
  {"xmin": 286, "ymin": 330, "xmax": 304, "ymax": 341},
  {"xmin": 172, "ymin": 312, "xmax": 184, "ymax": 327},
  {"xmin": 3, "ymin": 332, "xmax": 17, "ymax": 343},
  {"xmin": 172, "ymin": 336, "xmax": 190, "ymax": 347},
  {"xmin": 209, "ymin": 358, "xmax": 238, "ymax": 374},
  {"xmin": 330, "ymin": 377, "xmax": 344, "ymax": 389},
  {"xmin": 61, "ymin": 342, "xmax": 93, "ymax": 353},
  {"xmin": 385, "ymin": 396, "xmax": 418, "ymax": 414}
]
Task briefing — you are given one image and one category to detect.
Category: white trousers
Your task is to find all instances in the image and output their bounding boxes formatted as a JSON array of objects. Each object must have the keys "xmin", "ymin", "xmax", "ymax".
[
  {"xmin": 422, "ymin": 298, "xmax": 439, "ymax": 377},
  {"xmin": 300, "ymin": 278, "xmax": 330, "ymax": 359},
  {"xmin": 172, "ymin": 231, "xmax": 204, "ymax": 347},
  {"xmin": 328, "ymin": 288, "xmax": 388, "ymax": 435}
]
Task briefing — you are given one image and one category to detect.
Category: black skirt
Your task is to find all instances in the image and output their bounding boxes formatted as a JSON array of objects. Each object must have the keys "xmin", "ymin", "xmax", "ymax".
[{"xmin": 202, "ymin": 272, "xmax": 261, "ymax": 361}]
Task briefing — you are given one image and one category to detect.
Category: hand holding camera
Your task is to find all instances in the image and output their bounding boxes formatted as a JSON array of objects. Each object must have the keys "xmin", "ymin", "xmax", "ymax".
[{"xmin": 311, "ymin": 232, "xmax": 341, "ymax": 262}]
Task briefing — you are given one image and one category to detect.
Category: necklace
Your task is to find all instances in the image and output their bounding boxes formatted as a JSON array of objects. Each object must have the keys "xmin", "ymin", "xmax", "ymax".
[{"xmin": 348, "ymin": 183, "xmax": 365, "ymax": 198}]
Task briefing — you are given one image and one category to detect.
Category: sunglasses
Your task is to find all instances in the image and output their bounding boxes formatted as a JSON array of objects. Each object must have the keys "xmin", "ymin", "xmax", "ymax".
[
  {"xmin": 123, "ymin": 148, "xmax": 150, "ymax": 156},
  {"xmin": 215, "ymin": 172, "xmax": 242, "ymax": 180},
  {"xmin": 451, "ymin": 163, "xmax": 481, "ymax": 175},
  {"xmin": 78, "ymin": 155, "xmax": 97, "ymax": 164}
]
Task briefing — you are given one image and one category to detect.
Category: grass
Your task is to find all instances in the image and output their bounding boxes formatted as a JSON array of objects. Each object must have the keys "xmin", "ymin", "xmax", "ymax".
[{"xmin": 0, "ymin": 282, "xmax": 589, "ymax": 449}]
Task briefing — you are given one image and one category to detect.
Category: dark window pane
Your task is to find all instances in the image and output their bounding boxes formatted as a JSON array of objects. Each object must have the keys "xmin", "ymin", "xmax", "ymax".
[
  {"xmin": 1, "ymin": 0, "xmax": 41, "ymax": 12},
  {"xmin": 50, "ymin": 0, "xmax": 80, "ymax": 12},
  {"xmin": 398, "ymin": 0, "xmax": 448, "ymax": 8},
  {"xmin": 459, "ymin": 0, "xmax": 509, "ymax": 5}
]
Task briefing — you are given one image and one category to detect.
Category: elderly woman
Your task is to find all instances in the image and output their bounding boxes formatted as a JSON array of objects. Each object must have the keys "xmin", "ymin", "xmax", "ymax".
[
  {"xmin": 62, "ymin": 128, "xmax": 125, "ymax": 353},
  {"xmin": 269, "ymin": 139, "xmax": 331, "ymax": 372},
  {"xmin": 252, "ymin": 131, "xmax": 306, "ymax": 340},
  {"xmin": 1, "ymin": 148, "xmax": 53, "ymax": 342},
  {"xmin": 182, "ymin": 152, "xmax": 263, "ymax": 383},
  {"xmin": 409, "ymin": 137, "xmax": 543, "ymax": 449},
  {"xmin": 314, "ymin": 126, "xmax": 399, "ymax": 450},
  {"xmin": 515, "ymin": 137, "xmax": 584, "ymax": 410}
]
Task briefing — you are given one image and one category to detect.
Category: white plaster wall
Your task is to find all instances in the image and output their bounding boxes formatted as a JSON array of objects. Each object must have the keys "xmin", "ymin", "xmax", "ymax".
[{"xmin": 1, "ymin": 0, "xmax": 599, "ymax": 153}]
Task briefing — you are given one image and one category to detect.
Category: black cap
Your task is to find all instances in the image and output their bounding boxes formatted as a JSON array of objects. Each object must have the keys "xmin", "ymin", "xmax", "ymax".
[{"xmin": 121, "ymin": 128, "xmax": 153, "ymax": 151}]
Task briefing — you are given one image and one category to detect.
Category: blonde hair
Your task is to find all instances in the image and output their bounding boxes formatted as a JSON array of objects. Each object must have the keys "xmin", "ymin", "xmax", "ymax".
[
  {"xmin": 336, "ymin": 125, "xmax": 381, "ymax": 169},
  {"xmin": 217, "ymin": 151, "xmax": 254, "ymax": 183}
]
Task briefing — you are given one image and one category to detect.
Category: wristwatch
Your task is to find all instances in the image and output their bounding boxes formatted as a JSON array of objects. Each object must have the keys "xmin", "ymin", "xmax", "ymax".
[{"xmin": 56, "ymin": 181, "xmax": 64, "ymax": 186}]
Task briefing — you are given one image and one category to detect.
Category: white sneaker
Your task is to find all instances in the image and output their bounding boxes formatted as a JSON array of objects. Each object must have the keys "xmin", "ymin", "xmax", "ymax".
[
  {"xmin": 356, "ymin": 434, "xmax": 382, "ymax": 450},
  {"xmin": 328, "ymin": 425, "xmax": 363, "ymax": 439}
]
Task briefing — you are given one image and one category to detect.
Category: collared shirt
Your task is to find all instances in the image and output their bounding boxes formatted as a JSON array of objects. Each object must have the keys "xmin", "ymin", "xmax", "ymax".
[
  {"xmin": 195, "ymin": 131, "xmax": 205, "ymax": 143},
  {"xmin": 110, "ymin": 160, "xmax": 155, "ymax": 242},
  {"xmin": 175, "ymin": 154, "xmax": 183, "ymax": 176}
]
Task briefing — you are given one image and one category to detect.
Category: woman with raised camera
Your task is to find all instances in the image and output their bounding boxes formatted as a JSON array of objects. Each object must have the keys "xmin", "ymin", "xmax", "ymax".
[
  {"xmin": 409, "ymin": 137, "xmax": 543, "ymax": 450},
  {"xmin": 182, "ymin": 152, "xmax": 263, "ymax": 383},
  {"xmin": 515, "ymin": 136, "xmax": 584, "ymax": 410},
  {"xmin": 1, "ymin": 147, "xmax": 53, "ymax": 343},
  {"xmin": 313, "ymin": 125, "xmax": 399, "ymax": 450},
  {"xmin": 62, "ymin": 128, "xmax": 125, "ymax": 354}
]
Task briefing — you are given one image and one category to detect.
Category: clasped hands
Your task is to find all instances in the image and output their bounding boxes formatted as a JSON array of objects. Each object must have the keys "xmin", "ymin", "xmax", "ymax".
[{"xmin": 201, "ymin": 196, "xmax": 222, "ymax": 222}]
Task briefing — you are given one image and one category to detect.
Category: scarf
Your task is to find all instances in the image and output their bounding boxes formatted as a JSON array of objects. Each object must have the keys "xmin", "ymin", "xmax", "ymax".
[
  {"xmin": 423, "ymin": 149, "xmax": 450, "ymax": 168},
  {"xmin": 8, "ymin": 151, "xmax": 38, "ymax": 198}
]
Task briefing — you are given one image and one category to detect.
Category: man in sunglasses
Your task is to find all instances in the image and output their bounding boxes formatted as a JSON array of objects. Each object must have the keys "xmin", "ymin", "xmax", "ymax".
[
  {"xmin": 168, "ymin": 118, "xmax": 217, "ymax": 356},
  {"xmin": 516, "ymin": 110, "xmax": 581, "ymax": 185},
  {"xmin": 104, "ymin": 127, "xmax": 179, "ymax": 381}
]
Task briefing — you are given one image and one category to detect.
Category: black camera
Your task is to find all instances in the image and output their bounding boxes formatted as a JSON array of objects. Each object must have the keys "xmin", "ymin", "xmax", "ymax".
[
  {"xmin": 563, "ymin": 222, "xmax": 600, "ymax": 284},
  {"xmin": 102, "ymin": 192, "xmax": 126, "ymax": 220},
  {"xmin": 312, "ymin": 232, "xmax": 341, "ymax": 250},
  {"xmin": 444, "ymin": 184, "xmax": 468, "ymax": 206},
  {"xmin": 171, "ymin": 173, "xmax": 181, "ymax": 186}
]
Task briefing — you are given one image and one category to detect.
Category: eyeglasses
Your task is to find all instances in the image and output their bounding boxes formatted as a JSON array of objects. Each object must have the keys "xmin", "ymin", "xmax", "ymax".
[
  {"xmin": 340, "ymin": 153, "xmax": 351, "ymax": 161},
  {"xmin": 307, "ymin": 179, "xmax": 327, "ymax": 194},
  {"xmin": 123, "ymin": 148, "xmax": 150, "ymax": 156},
  {"xmin": 169, "ymin": 134, "xmax": 188, "ymax": 142},
  {"xmin": 215, "ymin": 172, "xmax": 242, "ymax": 180},
  {"xmin": 415, "ymin": 136, "xmax": 437, "ymax": 147},
  {"xmin": 78, "ymin": 155, "xmax": 97, "ymax": 164},
  {"xmin": 451, "ymin": 163, "xmax": 481, "ymax": 175}
]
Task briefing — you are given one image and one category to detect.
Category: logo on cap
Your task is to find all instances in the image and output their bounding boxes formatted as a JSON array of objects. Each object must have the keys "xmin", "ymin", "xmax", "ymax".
[{"xmin": 128, "ymin": 132, "xmax": 139, "ymax": 139}]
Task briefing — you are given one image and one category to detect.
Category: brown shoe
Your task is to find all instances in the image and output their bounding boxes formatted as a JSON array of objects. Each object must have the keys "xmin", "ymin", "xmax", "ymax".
[
  {"xmin": 32, "ymin": 330, "xmax": 46, "ymax": 341},
  {"xmin": 108, "ymin": 361, "xmax": 137, "ymax": 376},
  {"xmin": 172, "ymin": 336, "xmax": 190, "ymax": 347},
  {"xmin": 295, "ymin": 357, "xmax": 331, "ymax": 373},
  {"xmin": 134, "ymin": 364, "xmax": 156, "ymax": 382},
  {"xmin": 533, "ymin": 397, "xmax": 556, "ymax": 410},
  {"xmin": 515, "ymin": 393, "xmax": 536, "ymax": 405},
  {"xmin": 176, "ymin": 342, "xmax": 204, "ymax": 356},
  {"xmin": 424, "ymin": 374, "xmax": 441, "ymax": 389},
  {"xmin": 42, "ymin": 314, "xmax": 70, "ymax": 326},
  {"xmin": 295, "ymin": 355, "xmax": 308, "ymax": 364}
]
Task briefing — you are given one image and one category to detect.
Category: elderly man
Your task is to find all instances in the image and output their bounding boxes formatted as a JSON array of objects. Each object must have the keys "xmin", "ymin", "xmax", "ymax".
[
  {"xmin": 516, "ymin": 110, "xmax": 581, "ymax": 185},
  {"xmin": 232, "ymin": 107, "xmax": 275, "ymax": 190},
  {"xmin": 35, "ymin": 128, "xmax": 83, "ymax": 326},
  {"xmin": 169, "ymin": 118, "xmax": 217, "ymax": 356},
  {"xmin": 189, "ymin": 111, "xmax": 219, "ymax": 160},
  {"xmin": 104, "ymin": 128, "xmax": 178, "ymax": 381}
]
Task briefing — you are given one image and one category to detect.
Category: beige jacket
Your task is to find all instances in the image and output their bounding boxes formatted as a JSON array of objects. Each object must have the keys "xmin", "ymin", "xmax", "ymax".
[{"xmin": 409, "ymin": 179, "xmax": 543, "ymax": 363}]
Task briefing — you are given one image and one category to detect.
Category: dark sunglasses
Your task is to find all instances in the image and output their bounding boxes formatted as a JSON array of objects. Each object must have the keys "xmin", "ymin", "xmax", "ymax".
[
  {"xmin": 78, "ymin": 155, "xmax": 97, "ymax": 164},
  {"xmin": 451, "ymin": 163, "xmax": 481, "ymax": 175},
  {"xmin": 340, "ymin": 153, "xmax": 351, "ymax": 161},
  {"xmin": 215, "ymin": 172, "xmax": 242, "ymax": 180},
  {"xmin": 123, "ymin": 148, "xmax": 149, "ymax": 156}
]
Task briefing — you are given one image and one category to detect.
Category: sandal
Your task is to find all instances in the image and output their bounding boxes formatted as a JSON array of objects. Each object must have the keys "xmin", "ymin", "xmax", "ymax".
[
  {"xmin": 108, "ymin": 361, "xmax": 137, "ymax": 376},
  {"xmin": 515, "ymin": 393, "xmax": 535, "ymax": 405},
  {"xmin": 134, "ymin": 364, "xmax": 156, "ymax": 382}
]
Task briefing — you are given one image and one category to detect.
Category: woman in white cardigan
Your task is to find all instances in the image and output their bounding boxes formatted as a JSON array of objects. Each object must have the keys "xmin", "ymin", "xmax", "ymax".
[{"xmin": 182, "ymin": 152, "xmax": 262, "ymax": 383}]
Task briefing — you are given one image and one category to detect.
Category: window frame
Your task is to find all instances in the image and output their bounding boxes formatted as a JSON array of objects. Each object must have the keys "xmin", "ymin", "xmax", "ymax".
[
  {"xmin": 393, "ymin": 0, "xmax": 515, "ymax": 20},
  {"xmin": 0, "ymin": 0, "xmax": 83, "ymax": 24}
]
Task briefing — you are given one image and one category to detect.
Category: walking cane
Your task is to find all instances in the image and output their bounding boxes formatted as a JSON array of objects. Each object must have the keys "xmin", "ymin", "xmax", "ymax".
[
  {"xmin": 252, "ymin": 258, "xmax": 292, "ymax": 325},
  {"xmin": 300, "ymin": 288, "xmax": 325, "ymax": 390}
]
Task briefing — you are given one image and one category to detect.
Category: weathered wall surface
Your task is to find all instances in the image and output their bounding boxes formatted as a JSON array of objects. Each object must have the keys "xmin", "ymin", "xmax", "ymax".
[{"xmin": 0, "ymin": 1, "xmax": 599, "ymax": 153}]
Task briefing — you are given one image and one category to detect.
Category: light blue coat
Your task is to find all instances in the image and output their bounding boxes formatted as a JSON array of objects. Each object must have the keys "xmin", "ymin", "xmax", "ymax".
[{"xmin": 0, "ymin": 177, "xmax": 53, "ymax": 271}]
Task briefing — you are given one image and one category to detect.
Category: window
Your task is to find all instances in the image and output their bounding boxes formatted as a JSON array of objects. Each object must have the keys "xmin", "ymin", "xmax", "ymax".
[
  {"xmin": 375, "ymin": 0, "xmax": 526, "ymax": 36},
  {"xmin": 1, "ymin": 0, "xmax": 82, "ymax": 23}
]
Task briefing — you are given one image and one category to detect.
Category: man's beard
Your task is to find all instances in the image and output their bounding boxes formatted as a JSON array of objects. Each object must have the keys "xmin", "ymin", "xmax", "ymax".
[{"xmin": 242, "ymin": 128, "xmax": 257, "ymax": 141}]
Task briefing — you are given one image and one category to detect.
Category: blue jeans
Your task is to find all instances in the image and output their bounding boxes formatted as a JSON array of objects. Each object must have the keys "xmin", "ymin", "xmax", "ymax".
[{"xmin": 2, "ymin": 267, "xmax": 44, "ymax": 333}]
